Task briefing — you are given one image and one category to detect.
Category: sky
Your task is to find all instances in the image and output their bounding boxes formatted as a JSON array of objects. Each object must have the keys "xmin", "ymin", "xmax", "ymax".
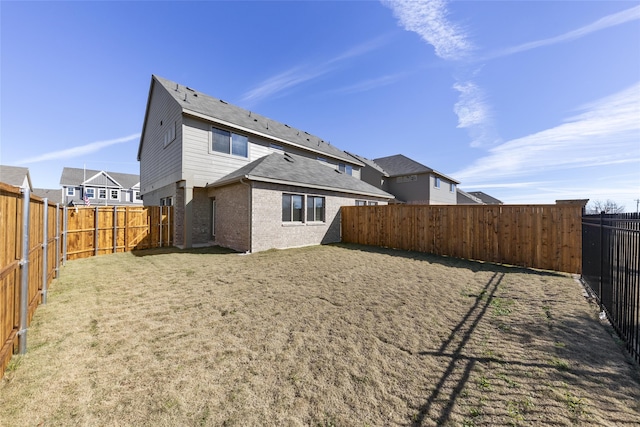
[{"xmin": 1, "ymin": 0, "xmax": 639, "ymax": 211}]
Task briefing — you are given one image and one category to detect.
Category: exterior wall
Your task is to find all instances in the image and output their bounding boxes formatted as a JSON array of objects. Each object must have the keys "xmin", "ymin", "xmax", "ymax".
[
  {"xmin": 192, "ymin": 187, "xmax": 212, "ymax": 245},
  {"xmin": 249, "ymin": 181, "xmax": 388, "ymax": 253},
  {"xmin": 207, "ymin": 182, "xmax": 250, "ymax": 252},
  {"xmin": 139, "ymin": 82, "xmax": 184, "ymax": 195},
  {"xmin": 429, "ymin": 175, "xmax": 457, "ymax": 205},
  {"xmin": 385, "ymin": 173, "xmax": 457, "ymax": 205}
]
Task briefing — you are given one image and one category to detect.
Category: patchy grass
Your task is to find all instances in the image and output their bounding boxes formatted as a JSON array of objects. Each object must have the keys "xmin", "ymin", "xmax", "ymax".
[{"xmin": 1, "ymin": 243, "xmax": 639, "ymax": 426}]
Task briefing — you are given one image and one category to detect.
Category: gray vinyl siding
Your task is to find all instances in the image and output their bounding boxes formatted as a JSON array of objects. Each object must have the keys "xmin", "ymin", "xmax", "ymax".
[
  {"xmin": 139, "ymin": 82, "xmax": 183, "ymax": 196},
  {"xmin": 429, "ymin": 175, "xmax": 457, "ymax": 205}
]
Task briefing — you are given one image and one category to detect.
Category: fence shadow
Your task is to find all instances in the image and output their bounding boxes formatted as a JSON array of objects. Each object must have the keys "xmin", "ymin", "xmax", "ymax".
[{"xmin": 131, "ymin": 245, "xmax": 238, "ymax": 257}]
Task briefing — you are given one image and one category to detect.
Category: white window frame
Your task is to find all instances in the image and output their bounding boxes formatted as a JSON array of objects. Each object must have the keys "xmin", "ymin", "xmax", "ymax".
[
  {"xmin": 66, "ymin": 187, "xmax": 75, "ymax": 197},
  {"xmin": 434, "ymin": 177, "xmax": 441, "ymax": 189},
  {"xmin": 98, "ymin": 188, "xmax": 107, "ymax": 199},
  {"xmin": 110, "ymin": 189, "xmax": 120, "ymax": 200},
  {"xmin": 355, "ymin": 200, "xmax": 366, "ymax": 206},
  {"xmin": 134, "ymin": 191, "xmax": 142, "ymax": 201},
  {"xmin": 450, "ymin": 183, "xmax": 456, "ymax": 193},
  {"xmin": 85, "ymin": 188, "xmax": 95, "ymax": 199}
]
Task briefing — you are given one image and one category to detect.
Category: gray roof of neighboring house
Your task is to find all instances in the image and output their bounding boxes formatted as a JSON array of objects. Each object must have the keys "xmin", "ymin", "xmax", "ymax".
[
  {"xmin": 60, "ymin": 167, "xmax": 140, "ymax": 189},
  {"xmin": 209, "ymin": 153, "xmax": 393, "ymax": 199},
  {"xmin": 141, "ymin": 75, "xmax": 361, "ymax": 166},
  {"xmin": 468, "ymin": 191, "xmax": 503, "ymax": 205},
  {"xmin": 0, "ymin": 165, "xmax": 32, "ymax": 189},
  {"xmin": 373, "ymin": 154, "xmax": 460, "ymax": 184},
  {"xmin": 456, "ymin": 189, "xmax": 484, "ymax": 205},
  {"xmin": 345, "ymin": 152, "xmax": 388, "ymax": 176},
  {"xmin": 33, "ymin": 188, "xmax": 63, "ymax": 205}
]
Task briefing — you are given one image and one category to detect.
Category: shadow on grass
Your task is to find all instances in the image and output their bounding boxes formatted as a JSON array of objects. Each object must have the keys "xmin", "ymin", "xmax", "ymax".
[
  {"xmin": 131, "ymin": 245, "xmax": 238, "ymax": 257},
  {"xmin": 330, "ymin": 242, "xmax": 566, "ymax": 278}
]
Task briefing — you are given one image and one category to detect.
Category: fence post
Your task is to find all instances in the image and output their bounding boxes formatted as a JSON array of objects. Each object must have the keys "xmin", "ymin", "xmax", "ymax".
[
  {"xmin": 63, "ymin": 206, "xmax": 68, "ymax": 265},
  {"xmin": 42, "ymin": 198, "xmax": 49, "ymax": 304},
  {"xmin": 113, "ymin": 206, "xmax": 117, "ymax": 254},
  {"xmin": 94, "ymin": 206, "xmax": 99, "ymax": 256},
  {"xmin": 55, "ymin": 204, "xmax": 60, "ymax": 277},
  {"xmin": 599, "ymin": 211, "xmax": 604, "ymax": 313},
  {"xmin": 159, "ymin": 206, "xmax": 163, "ymax": 248},
  {"xmin": 18, "ymin": 187, "xmax": 31, "ymax": 354}
]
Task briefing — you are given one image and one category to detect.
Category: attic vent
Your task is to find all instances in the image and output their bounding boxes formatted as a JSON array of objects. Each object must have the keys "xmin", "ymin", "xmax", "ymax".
[
  {"xmin": 284, "ymin": 124, "xmax": 290, "ymax": 128},
  {"xmin": 193, "ymin": 93, "xmax": 198, "ymax": 97},
  {"xmin": 284, "ymin": 153, "xmax": 294, "ymax": 162},
  {"xmin": 304, "ymin": 131, "xmax": 310, "ymax": 135},
  {"xmin": 220, "ymin": 99, "xmax": 227, "ymax": 104},
  {"xmin": 335, "ymin": 169, "xmax": 342, "ymax": 174},
  {"xmin": 186, "ymin": 87, "xmax": 195, "ymax": 92}
]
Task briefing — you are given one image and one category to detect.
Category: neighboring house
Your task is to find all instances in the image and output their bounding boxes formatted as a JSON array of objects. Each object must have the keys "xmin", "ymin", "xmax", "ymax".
[
  {"xmin": 467, "ymin": 191, "xmax": 503, "ymax": 205},
  {"xmin": 350, "ymin": 154, "xmax": 459, "ymax": 205},
  {"xmin": 137, "ymin": 75, "xmax": 392, "ymax": 251},
  {"xmin": 456, "ymin": 188, "xmax": 484, "ymax": 205},
  {"xmin": 60, "ymin": 167, "xmax": 142, "ymax": 206},
  {"xmin": 33, "ymin": 188, "xmax": 63, "ymax": 205},
  {"xmin": 0, "ymin": 165, "xmax": 32, "ymax": 190}
]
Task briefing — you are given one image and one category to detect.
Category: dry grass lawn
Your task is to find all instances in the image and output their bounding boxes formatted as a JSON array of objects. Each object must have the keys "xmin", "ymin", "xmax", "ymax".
[{"xmin": 1, "ymin": 244, "xmax": 639, "ymax": 426}]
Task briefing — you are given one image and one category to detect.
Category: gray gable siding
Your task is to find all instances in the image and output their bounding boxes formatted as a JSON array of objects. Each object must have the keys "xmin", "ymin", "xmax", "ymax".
[{"xmin": 138, "ymin": 79, "xmax": 184, "ymax": 194}]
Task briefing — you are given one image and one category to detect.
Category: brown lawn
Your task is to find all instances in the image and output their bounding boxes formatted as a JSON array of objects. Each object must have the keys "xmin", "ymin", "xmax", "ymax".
[{"xmin": 1, "ymin": 244, "xmax": 639, "ymax": 426}]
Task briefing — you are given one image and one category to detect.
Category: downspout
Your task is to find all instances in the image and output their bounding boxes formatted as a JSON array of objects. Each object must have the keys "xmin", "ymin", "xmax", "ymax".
[{"xmin": 240, "ymin": 177, "xmax": 252, "ymax": 253}]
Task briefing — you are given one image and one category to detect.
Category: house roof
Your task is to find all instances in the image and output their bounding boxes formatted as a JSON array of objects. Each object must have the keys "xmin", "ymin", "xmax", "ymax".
[
  {"xmin": 60, "ymin": 167, "xmax": 140, "ymax": 189},
  {"xmin": 345, "ymin": 152, "xmax": 389, "ymax": 176},
  {"xmin": 209, "ymin": 153, "xmax": 393, "ymax": 199},
  {"xmin": 33, "ymin": 188, "xmax": 63, "ymax": 205},
  {"xmin": 372, "ymin": 154, "xmax": 460, "ymax": 184},
  {"xmin": 468, "ymin": 191, "xmax": 503, "ymax": 205},
  {"xmin": 0, "ymin": 165, "xmax": 32, "ymax": 189},
  {"xmin": 456, "ymin": 188, "xmax": 484, "ymax": 205},
  {"xmin": 140, "ymin": 75, "xmax": 362, "ymax": 166}
]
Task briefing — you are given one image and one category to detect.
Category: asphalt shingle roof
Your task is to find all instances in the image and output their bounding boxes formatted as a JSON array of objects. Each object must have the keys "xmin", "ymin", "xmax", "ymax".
[
  {"xmin": 468, "ymin": 191, "xmax": 503, "ymax": 205},
  {"xmin": 0, "ymin": 165, "xmax": 32, "ymax": 188},
  {"xmin": 210, "ymin": 152, "xmax": 393, "ymax": 199},
  {"xmin": 373, "ymin": 154, "xmax": 460, "ymax": 184},
  {"xmin": 150, "ymin": 75, "xmax": 361, "ymax": 166},
  {"xmin": 60, "ymin": 167, "xmax": 140, "ymax": 189}
]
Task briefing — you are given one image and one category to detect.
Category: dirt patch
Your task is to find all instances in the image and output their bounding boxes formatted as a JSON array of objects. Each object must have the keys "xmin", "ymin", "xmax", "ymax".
[{"xmin": 2, "ymin": 244, "xmax": 639, "ymax": 426}]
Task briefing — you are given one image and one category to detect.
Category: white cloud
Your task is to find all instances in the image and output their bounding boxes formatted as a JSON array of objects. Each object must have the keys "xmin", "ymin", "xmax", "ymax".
[
  {"xmin": 486, "ymin": 5, "xmax": 640, "ymax": 60},
  {"xmin": 327, "ymin": 73, "xmax": 407, "ymax": 96},
  {"xmin": 454, "ymin": 83, "xmax": 640, "ymax": 184},
  {"xmin": 240, "ymin": 36, "xmax": 390, "ymax": 105},
  {"xmin": 16, "ymin": 133, "xmax": 140, "ymax": 165},
  {"xmin": 381, "ymin": 0, "xmax": 472, "ymax": 60}
]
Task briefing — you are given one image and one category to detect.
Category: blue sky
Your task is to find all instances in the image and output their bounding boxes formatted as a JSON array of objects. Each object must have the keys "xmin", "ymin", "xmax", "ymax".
[{"xmin": 1, "ymin": 0, "xmax": 639, "ymax": 211}]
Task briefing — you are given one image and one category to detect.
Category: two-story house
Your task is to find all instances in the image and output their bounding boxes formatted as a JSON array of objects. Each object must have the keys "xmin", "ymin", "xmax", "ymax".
[
  {"xmin": 348, "ymin": 153, "xmax": 460, "ymax": 205},
  {"xmin": 60, "ymin": 167, "xmax": 142, "ymax": 206},
  {"xmin": 137, "ymin": 75, "xmax": 392, "ymax": 252}
]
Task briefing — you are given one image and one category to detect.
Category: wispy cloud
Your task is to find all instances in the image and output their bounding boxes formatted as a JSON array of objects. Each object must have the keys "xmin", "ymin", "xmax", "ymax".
[
  {"xmin": 16, "ymin": 133, "xmax": 140, "ymax": 164},
  {"xmin": 240, "ymin": 36, "xmax": 390, "ymax": 106},
  {"xmin": 486, "ymin": 5, "xmax": 640, "ymax": 60},
  {"xmin": 454, "ymin": 83, "xmax": 640, "ymax": 183},
  {"xmin": 326, "ymin": 72, "xmax": 407, "ymax": 96},
  {"xmin": 381, "ymin": 0, "xmax": 473, "ymax": 61}
]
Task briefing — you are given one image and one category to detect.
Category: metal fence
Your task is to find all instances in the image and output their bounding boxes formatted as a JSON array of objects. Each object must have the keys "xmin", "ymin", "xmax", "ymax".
[{"xmin": 582, "ymin": 212, "xmax": 640, "ymax": 363}]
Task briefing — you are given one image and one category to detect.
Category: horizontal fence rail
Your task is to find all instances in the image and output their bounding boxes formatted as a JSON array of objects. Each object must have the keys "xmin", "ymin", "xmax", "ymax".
[
  {"xmin": 0, "ymin": 181, "xmax": 174, "ymax": 377},
  {"xmin": 582, "ymin": 212, "xmax": 640, "ymax": 364},
  {"xmin": 341, "ymin": 204, "xmax": 583, "ymax": 274}
]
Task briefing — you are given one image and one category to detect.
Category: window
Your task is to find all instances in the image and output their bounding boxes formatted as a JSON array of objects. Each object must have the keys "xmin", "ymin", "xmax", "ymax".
[
  {"xmin": 212, "ymin": 126, "xmax": 248, "ymax": 157},
  {"xmin": 85, "ymin": 188, "xmax": 95, "ymax": 199},
  {"xmin": 160, "ymin": 197, "xmax": 173, "ymax": 206},
  {"xmin": 338, "ymin": 163, "xmax": 353, "ymax": 175},
  {"xmin": 317, "ymin": 157, "xmax": 326, "ymax": 162},
  {"xmin": 66, "ymin": 187, "xmax": 75, "ymax": 197},
  {"xmin": 355, "ymin": 200, "xmax": 366, "ymax": 206},
  {"xmin": 434, "ymin": 177, "xmax": 441, "ymax": 188},
  {"xmin": 163, "ymin": 121, "xmax": 176, "ymax": 148},
  {"xmin": 307, "ymin": 196, "xmax": 325, "ymax": 222},
  {"xmin": 98, "ymin": 189, "xmax": 107, "ymax": 199},
  {"xmin": 110, "ymin": 189, "xmax": 120, "ymax": 200},
  {"xmin": 282, "ymin": 194, "xmax": 304, "ymax": 222},
  {"xmin": 450, "ymin": 183, "xmax": 456, "ymax": 193},
  {"xmin": 134, "ymin": 191, "xmax": 142, "ymax": 201},
  {"xmin": 270, "ymin": 143, "xmax": 284, "ymax": 151},
  {"xmin": 368, "ymin": 201, "xmax": 378, "ymax": 206}
]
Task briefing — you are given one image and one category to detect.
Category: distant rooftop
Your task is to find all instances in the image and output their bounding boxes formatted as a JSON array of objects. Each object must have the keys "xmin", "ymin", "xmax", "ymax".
[{"xmin": 373, "ymin": 154, "xmax": 459, "ymax": 184}]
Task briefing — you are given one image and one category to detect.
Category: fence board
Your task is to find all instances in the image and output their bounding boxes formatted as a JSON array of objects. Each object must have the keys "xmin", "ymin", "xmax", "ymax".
[{"xmin": 341, "ymin": 204, "xmax": 583, "ymax": 274}]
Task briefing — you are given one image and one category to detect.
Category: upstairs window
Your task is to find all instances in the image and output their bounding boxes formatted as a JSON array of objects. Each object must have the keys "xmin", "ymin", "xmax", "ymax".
[
  {"xmin": 66, "ymin": 187, "xmax": 75, "ymax": 197},
  {"xmin": 450, "ymin": 183, "xmax": 456, "ymax": 193},
  {"xmin": 212, "ymin": 127, "xmax": 248, "ymax": 157},
  {"xmin": 338, "ymin": 163, "xmax": 353, "ymax": 175},
  {"xmin": 110, "ymin": 189, "xmax": 120, "ymax": 200},
  {"xmin": 98, "ymin": 189, "xmax": 107, "ymax": 199},
  {"xmin": 355, "ymin": 200, "xmax": 366, "ymax": 206},
  {"xmin": 85, "ymin": 188, "xmax": 95, "ymax": 199},
  {"xmin": 434, "ymin": 177, "xmax": 441, "ymax": 188}
]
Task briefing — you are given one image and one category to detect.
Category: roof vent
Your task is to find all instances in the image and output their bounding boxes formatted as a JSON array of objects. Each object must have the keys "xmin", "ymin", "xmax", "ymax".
[
  {"xmin": 175, "ymin": 83, "xmax": 179, "ymax": 91},
  {"xmin": 183, "ymin": 93, "xmax": 188, "ymax": 101},
  {"xmin": 284, "ymin": 153, "xmax": 294, "ymax": 163},
  {"xmin": 284, "ymin": 124, "xmax": 290, "ymax": 128},
  {"xmin": 220, "ymin": 99, "xmax": 227, "ymax": 104},
  {"xmin": 186, "ymin": 87, "xmax": 195, "ymax": 92}
]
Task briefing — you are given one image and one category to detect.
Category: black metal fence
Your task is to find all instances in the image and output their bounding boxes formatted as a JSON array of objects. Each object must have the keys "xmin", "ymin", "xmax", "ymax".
[{"xmin": 582, "ymin": 212, "xmax": 640, "ymax": 363}]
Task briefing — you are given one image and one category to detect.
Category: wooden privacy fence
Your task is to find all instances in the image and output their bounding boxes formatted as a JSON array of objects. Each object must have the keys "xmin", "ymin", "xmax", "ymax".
[
  {"xmin": 0, "ymin": 181, "xmax": 174, "ymax": 376},
  {"xmin": 341, "ymin": 204, "xmax": 584, "ymax": 274}
]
